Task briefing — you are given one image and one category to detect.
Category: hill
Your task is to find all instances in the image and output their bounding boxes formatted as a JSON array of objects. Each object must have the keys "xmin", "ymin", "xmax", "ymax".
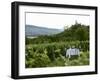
[
  {"xmin": 26, "ymin": 23, "xmax": 89, "ymax": 44},
  {"xmin": 25, "ymin": 25, "xmax": 63, "ymax": 37}
]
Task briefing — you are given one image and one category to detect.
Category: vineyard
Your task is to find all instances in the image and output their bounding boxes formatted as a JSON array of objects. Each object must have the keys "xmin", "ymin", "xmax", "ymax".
[
  {"xmin": 25, "ymin": 41, "xmax": 89, "ymax": 68},
  {"xmin": 25, "ymin": 23, "xmax": 90, "ymax": 68}
]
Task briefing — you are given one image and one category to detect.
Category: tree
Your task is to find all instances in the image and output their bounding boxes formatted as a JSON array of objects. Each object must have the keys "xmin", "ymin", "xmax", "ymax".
[{"xmin": 75, "ymin": 27, "xmax": 88, "ymax": 41}]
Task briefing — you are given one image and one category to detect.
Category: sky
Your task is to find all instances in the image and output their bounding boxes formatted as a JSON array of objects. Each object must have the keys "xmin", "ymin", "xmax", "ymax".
[{"xmin": 26, "ymin": 12, "xmax": 90, "ymax": 29}]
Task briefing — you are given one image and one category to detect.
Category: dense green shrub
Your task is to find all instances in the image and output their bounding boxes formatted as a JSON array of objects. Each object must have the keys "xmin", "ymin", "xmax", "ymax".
[{"xmin": 25, "ymin": 41, "xmax": 89, "ymax": 68}]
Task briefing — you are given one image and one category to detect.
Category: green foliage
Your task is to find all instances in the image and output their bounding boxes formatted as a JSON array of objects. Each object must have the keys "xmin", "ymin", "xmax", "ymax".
[
  {"xmin": 75, "ymin": 27, "xmax": 88, "ymax": 41},
  {"xmin": 26, "ymin": 49, "xmax": 51, "ymax": 68},
  {"xmin": 25, "ymin": 23, "xmax": 90, "ymax": 68},
  {"xmin": 26, "ymin": 23, "xmax": 89, "ymax": 45},
  {"xmin": 25, "ymin": 41, "xmax": 89, "ymax": 68}
]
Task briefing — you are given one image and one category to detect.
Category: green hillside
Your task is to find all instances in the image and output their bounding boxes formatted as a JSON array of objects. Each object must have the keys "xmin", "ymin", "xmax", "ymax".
[
  {"xmin": 25, "ymin": 23, "xmax": 90, "ymax": 68},
  {"xmin": 26, "ymin": 23, "xmax": 89, "ymax": 44}
]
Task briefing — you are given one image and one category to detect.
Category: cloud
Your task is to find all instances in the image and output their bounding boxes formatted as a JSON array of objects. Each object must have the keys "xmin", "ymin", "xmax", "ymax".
[{"xmin": 26, "ymin": 12, "xmax": 90, "ymax": 29}]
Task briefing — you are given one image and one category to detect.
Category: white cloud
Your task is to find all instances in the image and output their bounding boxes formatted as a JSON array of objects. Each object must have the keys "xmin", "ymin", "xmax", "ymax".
[{"xmin": 26, "ymin": 12, "xmax": 90, "ymax": 29}]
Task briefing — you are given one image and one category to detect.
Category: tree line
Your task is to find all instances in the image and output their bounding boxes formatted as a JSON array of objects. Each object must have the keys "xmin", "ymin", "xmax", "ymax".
[{"xmin": 26, "ymin": 22, "xmax": 89, "ymax": 44}]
